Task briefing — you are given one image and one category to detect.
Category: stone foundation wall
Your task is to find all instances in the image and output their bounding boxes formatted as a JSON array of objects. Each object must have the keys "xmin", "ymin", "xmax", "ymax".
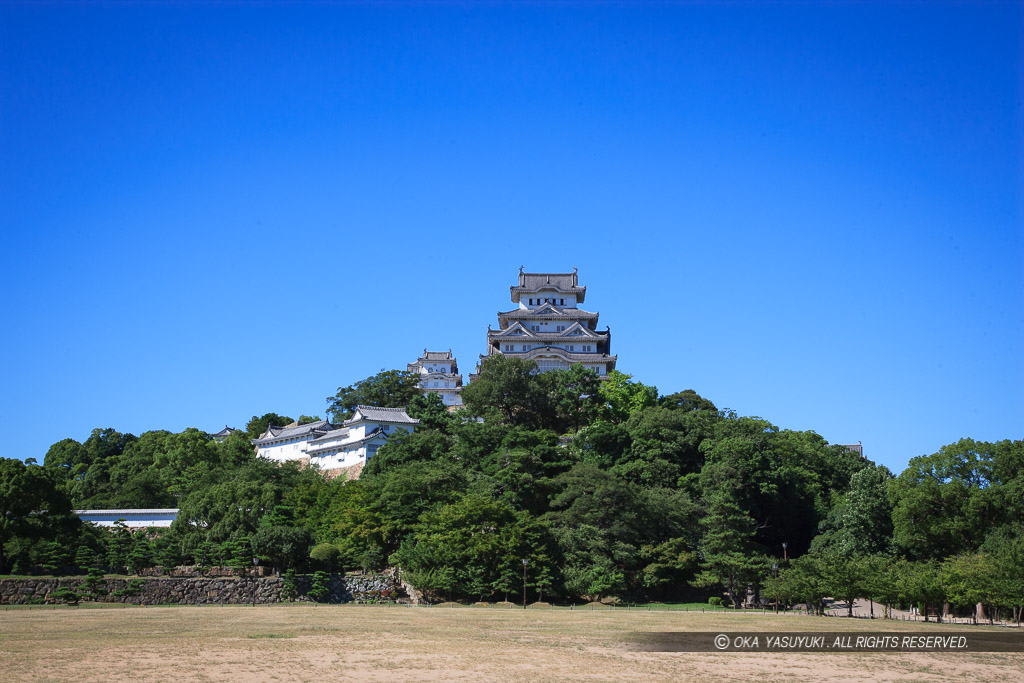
[{"xmin": 0, "ymin": 572, "xmax": 405, "ymax": 606}]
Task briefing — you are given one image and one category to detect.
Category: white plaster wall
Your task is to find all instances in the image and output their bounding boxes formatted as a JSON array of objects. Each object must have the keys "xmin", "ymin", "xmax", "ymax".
[{"xmin": 77, "ymin": 512, "xmax": 178, "ymax": 528}]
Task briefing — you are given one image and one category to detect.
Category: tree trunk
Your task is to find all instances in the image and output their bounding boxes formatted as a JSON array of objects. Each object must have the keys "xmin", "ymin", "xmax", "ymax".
[{"xmin": 975, "ymin": 602, "xmax": 986, "ymax": 624}]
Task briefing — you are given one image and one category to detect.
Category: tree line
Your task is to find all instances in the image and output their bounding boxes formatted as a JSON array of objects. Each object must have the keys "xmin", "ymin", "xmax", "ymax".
[{"xmin": 1, "ymin": 356, "xmax": 1021, "ymax": 620}]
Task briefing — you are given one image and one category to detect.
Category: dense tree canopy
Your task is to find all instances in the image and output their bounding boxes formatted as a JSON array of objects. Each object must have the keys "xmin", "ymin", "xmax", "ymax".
[
  {"xmin": 326, "ymin": 369, "xmax": 423, "ymax": 422},
  {"xmin": 7, "ymin": 363, "xmax": 1020, "ymax": 619}
]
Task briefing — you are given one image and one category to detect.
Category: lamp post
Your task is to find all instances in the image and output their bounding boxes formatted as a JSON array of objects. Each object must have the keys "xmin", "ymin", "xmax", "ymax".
[
  {"xmin": 252, "ymin": 557, "xmax": 259, "ymax": 607},
  {"xmin": 772, "ymin": 563, "xmax": 779, "ymax": 614},
  {"xmin": 522, "ymin": 559, "xmax": 528, "ymax": 610},
  {"xmin": 782, "ymin": 542, "xmax": 788, "ymax": 563}
]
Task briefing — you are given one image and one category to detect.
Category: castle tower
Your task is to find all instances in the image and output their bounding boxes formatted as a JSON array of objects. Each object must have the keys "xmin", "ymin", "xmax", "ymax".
[
  {"xmin": 407, "ymin": 349, "xmax": 464, "ymax": 408},
  {"xmin": 482, "ymin": 267, "xmax": 617, "ymax": 376}
]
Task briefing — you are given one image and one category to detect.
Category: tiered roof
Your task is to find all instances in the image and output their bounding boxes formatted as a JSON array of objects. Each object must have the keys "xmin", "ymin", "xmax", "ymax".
[
  {"xmin": 488, "ymin": 321, "xmax": 608, "ymax": 343},
  {"xmin": 485, "ymin": 267, "xmax": 617, "ymax": 374},
  {"xmin": 510, "ymin": 268, "xmax": 586, "ymax": 303},
  {"xmin": 344, "ymin": 405, "xmax": 420, "ymax": 425},
  {"xmin": 497, "ymin": 303, "xmax": 600, "ymax": 329},
  {"xmin": 251, "ymin": 419, "xmax": 337, "ymax": 446},
  {"xmin": 211, "ymin": 425, "xmax": 238, "ymax": 439},
  {"xmin": 408, "ymin": 349, "xmax": 460, "ymax": 376}
]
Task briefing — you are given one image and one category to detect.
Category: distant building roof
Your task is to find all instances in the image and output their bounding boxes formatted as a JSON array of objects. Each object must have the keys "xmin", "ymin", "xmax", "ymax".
[
  {"xmin": 344, "ymin": 405, "xmax": 420, "ymax": 425},
  {"xmin": 252, "ymin": 419, "xmax": 337, "ymax": 445},
  {"xmin": 211, "ymin": 426, "xmax": 238, "ymax": 439},
  {"xmin": 75, "ymin": 508, "xmax": 179, "ymax": 528},
  {"xmin": 75, "ymin": 509, "xmax": 180, "ymax": 515}
]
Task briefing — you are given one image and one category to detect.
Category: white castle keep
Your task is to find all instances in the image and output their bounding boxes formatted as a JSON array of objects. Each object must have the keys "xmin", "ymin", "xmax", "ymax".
[
  {"xmin": 482, "ymin": 267, "xmax": 617, "ymax": 376},
  {"xmin": 407, "ymin": 349, "xmax": 464, "ymax": 408}
]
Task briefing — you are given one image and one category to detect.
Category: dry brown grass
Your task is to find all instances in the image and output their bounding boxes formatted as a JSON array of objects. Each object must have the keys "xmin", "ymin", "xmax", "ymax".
[{"xmin": 0, "ymin": 604, "xmax": 1021, "ymax": 681}]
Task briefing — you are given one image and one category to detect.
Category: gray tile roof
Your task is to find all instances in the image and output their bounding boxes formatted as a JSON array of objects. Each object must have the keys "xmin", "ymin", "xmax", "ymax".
[
  {"xmin": 408, "ymin": 349, "xmax": 460, "ymax": 375},
  {"xmin": 488, "ymin": 325, "xmax": 608, "ymax": 341},
  {"xmin": 498, "ymin": 305, "xmax": 598, "ymax": 318},
  {"xmin": 306, "ymin": 426, "xmax": 387, "ymax": 455},
  {"xmin": 74, "ymin": 509, "xmax": 180, "ymax": 515},
  {"xmin": 510, "ymin": 269, "xmax": 585, "ymax": 300},
  {"xmin": 495, "ymin": 346, "xmax": 618, "ymax": 365},
  {"xmin": 518, "ymin": 269, "xmax": 578, "ymax": 290},
  {"xmin": 251, "ymin": 419, "xmax": 337, "ymax": 445},
  {"xmin": 344, "ymin": 405, "xmax": 420, "ymax": 425},
  {"xmin": 308, "ymin": 427, "xmax": 351, "ymax": 445}
]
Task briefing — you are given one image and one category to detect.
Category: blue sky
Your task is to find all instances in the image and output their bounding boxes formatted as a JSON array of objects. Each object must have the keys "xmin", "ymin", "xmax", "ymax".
[{"xmin": 1, "ymin": 2, "xmax": 1020, "ymax": 475}]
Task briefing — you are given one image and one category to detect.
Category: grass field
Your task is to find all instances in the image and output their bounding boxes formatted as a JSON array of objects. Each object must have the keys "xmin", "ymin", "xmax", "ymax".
[{"xmin": 1, "ymin": 604, "xmax": 1021, "ymax": 681}]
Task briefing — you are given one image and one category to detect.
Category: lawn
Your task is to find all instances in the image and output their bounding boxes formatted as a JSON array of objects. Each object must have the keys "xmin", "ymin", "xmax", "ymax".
[{"xmin": 1, "ymin": 604, "xmax": 1021, "ymax": 681}]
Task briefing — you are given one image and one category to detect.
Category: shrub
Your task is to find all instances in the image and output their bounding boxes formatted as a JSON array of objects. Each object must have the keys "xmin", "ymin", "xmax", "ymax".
[
  {"xmin": 80, "ymin": 567, "xmax": 107, "ymax": 601},
  {"xmin": 281, "ymin": 569, "xmax": 299, "ymax": 602},
  {"xmin": 50, "ymin": 586, "xmax": 80, "ymax": 606},
  {"xmin": 112, "ymin": 579, "xmax": 146, "ymax": 598},
  {"xmin": 308, "ymin": 570, "xmax": 331, "ymax": 603},
  {"xmin": 309, "ymin": 543, "xmax": 341, "ymax": 572},
  {"xmin": 708, "ymin": 596, "xmax": 723, "ymax": 607}
]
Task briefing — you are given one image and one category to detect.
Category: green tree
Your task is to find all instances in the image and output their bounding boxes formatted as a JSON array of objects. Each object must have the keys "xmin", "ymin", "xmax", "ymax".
[
  {"xmin": 981, "ymin": 524, "xmax": 1024, "ymax": 625},
  {"xmin": 281, "ymin": 568, "xmax": 299, "ymax": 601},
  {"xmin": 599, "ymin": 370, "xmax": 658, "ymax": 423},
  {"xmin": 326, "ymin": 369, "xmax": 422, "ymax": 422},
  {"xmin": 126, "ymin": 533, "xmax": 153, "ymax": 574},
  {"xmin": 542, "ymin": 364, "xmax": 603, "ymax": 433},
  {"xmin": 406, "ymin": 393, "xmax": 454, "ymax": 433},
  {"xmin": 659, "ymin": 389, "xmax": 717, "ymax": 413},
  {"xmin": 571, "ymin": 421, "xmax": 631, "ymax": 469},
  {"xmin": 943, "ymin": 553, "xmax": 999, "ymax": 624},
  {"xmin": 308, "ymin": 570, "xmax": 331, "ymax": 602},
  {"xmin": 898, "ymin": 560, "xmax": 946, "ymax": 622},
  {"xmin": 245, "ymin": 413, "xmax": 294, "ymax": 440},
  {"xmin": 75, "ymin": 543, "xmax": 101, "ymax": 571},
  {"xmin": 251, "ymin": 525, "xmax": 314, "ymax": 575},
  {"xmin": 105, "ymin": 521, "xmax": 133, "ymax": 571},
  {"xmin": 310, "ymin": 542, "xmax": 341, "ymax": 572},
  {"xmin": 890, "ymin": 439, "xmax": 1023, "ymax": 561},
  {"xmin": 79, "ymin": 567, "xmax": 108, "ymax": 601},
  {"xmin": 50, "ymin": 585, "xmax": 80, "ymax": 606},
  {"xmin": 819, "ymin": 552, "xmax": 870, "ymax": 618},
  {"xmin": 461, "ymin": 355, "xmax": 547, "ymax": 427},
  {"xmin": 390, "ymin": 495, "xmax": 551, "ymax": 603},
  {"xmin": 811, "ymin": 464, "xmax": 895, "ymax": 557},
  {"xmin": 695, "ymin": 487, "xmax": 768, "ymax": 608},
  {"xmin": 0, "ymin": 458, "xmax": 75, "ymax": 574},
  {"xmin": 42, "ymin": 438, "xmax": 87, "ymax": 484},
  {"xmin": 763, "ymin": 555, "xmax": 829, "ymax": 614}
]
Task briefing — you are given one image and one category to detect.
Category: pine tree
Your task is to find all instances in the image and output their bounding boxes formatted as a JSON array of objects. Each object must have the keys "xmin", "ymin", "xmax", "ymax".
[{"xmin": 308, "ymin": 570, "xmax": 331, "ymax": 603}]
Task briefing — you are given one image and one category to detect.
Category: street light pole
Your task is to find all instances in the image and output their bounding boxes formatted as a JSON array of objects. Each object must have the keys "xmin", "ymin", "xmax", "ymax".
[
  {"xmin": 522, "ymin": 559, "xmax": 528, "ymax": 610},
  {"xmin": 782, "ymin": 542, "xmax": 788, "ymax": 563},
  {"xmin": 772, "ymin": 563, "xmax": 779, "ymax": 614}
]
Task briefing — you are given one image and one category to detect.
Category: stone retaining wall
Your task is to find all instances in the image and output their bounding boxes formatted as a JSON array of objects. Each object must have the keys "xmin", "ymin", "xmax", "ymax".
[{"xmin": 0, "ymin": 572, "xmax": 405, "ymax": 606}]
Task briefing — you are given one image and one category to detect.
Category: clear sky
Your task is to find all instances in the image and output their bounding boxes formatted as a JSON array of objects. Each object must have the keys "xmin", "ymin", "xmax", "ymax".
[{"xmin": 1, "ymin": 2, "xmax": 1021, "ymax": 475}]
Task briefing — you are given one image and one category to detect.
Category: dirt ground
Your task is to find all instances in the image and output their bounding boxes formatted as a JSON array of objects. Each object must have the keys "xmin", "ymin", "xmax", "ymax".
[{"xmin": 1, "ymin": 604, "xmax": 1021, "ymax": 681}]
